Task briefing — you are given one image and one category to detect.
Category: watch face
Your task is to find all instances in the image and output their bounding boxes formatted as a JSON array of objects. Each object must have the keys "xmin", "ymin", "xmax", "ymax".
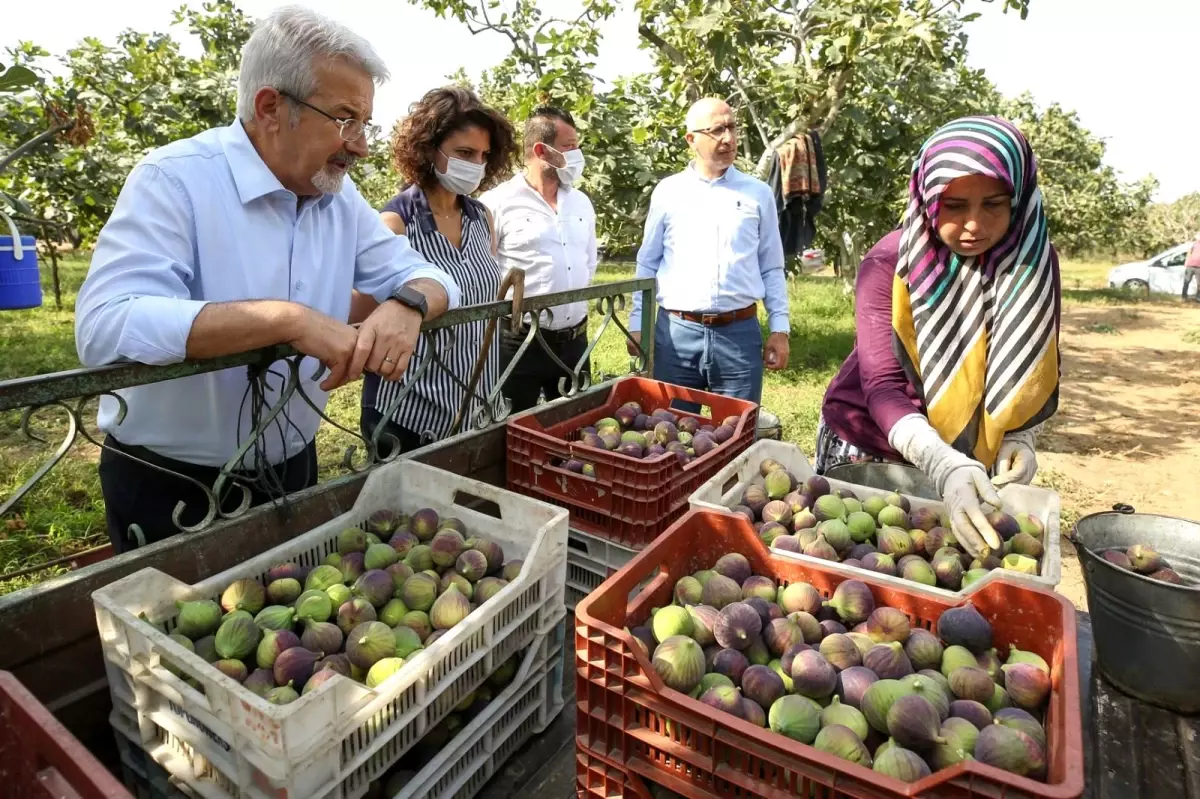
[{"xmin": 396, "ymin": 286, "xmax": 428, "ymax": 317}]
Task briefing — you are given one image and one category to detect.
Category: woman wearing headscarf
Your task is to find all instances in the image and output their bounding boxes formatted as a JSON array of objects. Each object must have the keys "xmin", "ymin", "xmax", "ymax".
[
  {"xmin": 354, "ymin": 86, "xmax": 517, "ymax": 457},
  {"xmin": 819, "ymin": 116, "xmax": 1060, "ymax": 559}
]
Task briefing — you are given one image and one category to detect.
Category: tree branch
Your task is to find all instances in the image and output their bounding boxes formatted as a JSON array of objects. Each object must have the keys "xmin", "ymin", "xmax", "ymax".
[
  {"xmin": 637, "ymin": 23, "xmax": 700, "ymax": 102},
  {"xmin": 0, "ymin": 120, "xmax": 76, "ymax": 177},
  {"xmin": 757, "ymin": 29, "xmax": 804, "ymax": 48},
  {"xmin": 730, "ymin": 69, "xmax": 771, "ymax": 152},
  {"xmin": 752, "ymin": 66, "xmax": 853, "ymax": 179}
]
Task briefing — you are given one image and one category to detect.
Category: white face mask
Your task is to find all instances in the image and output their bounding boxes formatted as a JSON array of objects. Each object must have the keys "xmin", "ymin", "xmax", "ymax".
[
  {"xmin": 545, "ymin": 145, "xmax": 585, "ymax": 187},
  {"xmin": 435, "ymin": 150, "xmax": 485, "ymax": 195}
]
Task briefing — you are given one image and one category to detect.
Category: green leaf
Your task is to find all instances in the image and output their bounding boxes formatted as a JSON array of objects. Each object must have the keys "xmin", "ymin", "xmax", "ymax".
[{"xmin": 0, "ymin": 64, "xmax": 41, "ymax": 93}]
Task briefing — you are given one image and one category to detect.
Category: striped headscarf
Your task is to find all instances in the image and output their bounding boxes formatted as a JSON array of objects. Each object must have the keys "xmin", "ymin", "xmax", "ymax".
[{"xmin": 891, "ymin": 116, "xmax": 1059, "ymax": 467}]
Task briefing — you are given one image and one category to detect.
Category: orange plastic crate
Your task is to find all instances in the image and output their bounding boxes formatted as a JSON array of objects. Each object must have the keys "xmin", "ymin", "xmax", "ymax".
[
  {"xmin": 574, "ymin": 509, "xmax": 1084, "ymax": 799},
  {"xmin": 0, "ymin": 671, "xmax": 130, "ymax": 799},
  {"xmin": 506, "ymin": 377, "xmax": 757, "ymax": 548}
]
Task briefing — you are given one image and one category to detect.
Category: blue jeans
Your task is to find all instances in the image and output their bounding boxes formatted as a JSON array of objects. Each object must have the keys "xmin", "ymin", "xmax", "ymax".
[{"xmin": 652, "ymin": 309, "xmax": 764, "ymax": 411}]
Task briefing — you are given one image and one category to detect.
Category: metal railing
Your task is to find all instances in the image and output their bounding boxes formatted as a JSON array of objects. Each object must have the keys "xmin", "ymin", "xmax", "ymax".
[{"xmin": 0, "ymin": 279, "xmax": 655, "ymax": 545}]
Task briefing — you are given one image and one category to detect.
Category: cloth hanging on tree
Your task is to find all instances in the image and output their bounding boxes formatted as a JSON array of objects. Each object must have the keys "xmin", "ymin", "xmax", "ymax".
[{"xmin": 766, "ymin": 130, "xmax": 827, "ymax": 256}]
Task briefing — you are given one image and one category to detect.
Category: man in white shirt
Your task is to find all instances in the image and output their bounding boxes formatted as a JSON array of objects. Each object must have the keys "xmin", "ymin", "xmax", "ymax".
[
  {"xmin": 628, "ymin": 98, "xmax": 790, "ymax": 407},
  {"xmin": 480, "ymin": 106, "xmax": 598, "ymax": 412},
  {"xmin": 73, "ymin": 8, "xmax": 460, "ymax": 552}
]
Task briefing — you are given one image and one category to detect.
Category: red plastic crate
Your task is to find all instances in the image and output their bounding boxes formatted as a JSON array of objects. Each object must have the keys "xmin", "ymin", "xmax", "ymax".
[
  {"xmin": 576, "ymin": 742, "xmax": 655, "ymax": 798},
  {"xmin": 0, "ymin": 671, "xmax": 131, "ymax": 799},
  {"xmin": 506, "ymin": 377, "xmax": 757, "ymax": 548},
  {"xmin": 573, "ymin": 509, "xmax": 1085, "ymax": 799}
]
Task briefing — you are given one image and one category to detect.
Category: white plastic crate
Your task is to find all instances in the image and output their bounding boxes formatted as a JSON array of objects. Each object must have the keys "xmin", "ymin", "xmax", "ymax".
[
  {"xmin": 385, "ymin": 613, "xmax": 566, "ymax": 799},
  {"xmin": 94, "ymin": 459, "xmax": 568, "ymax": 799},
  {"xmin": 564, "ymin": 529, "xmax": 636, "ymax": 611},
  {"xmin": 110, "ymin": 616, "xmax": 566, "ymax": 799},
  {"xmin": 688, "ymin": 439, "xmax": 1062, "ymax": 599}
]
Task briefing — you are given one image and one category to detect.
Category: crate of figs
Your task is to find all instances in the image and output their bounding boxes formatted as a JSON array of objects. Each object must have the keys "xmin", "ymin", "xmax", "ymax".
[
  {"xmin": 574, "ymin": 509, "xmax": 1083, "ymax": 799},
  {"xmin": 93, "ymin": 459, "xmax": 568, "ymax": 799},
  {"xmin": 689, "ymin": 439, "xmax": 1061, "ymax": 599},
  {"xmin": 507, "ymin": 376, "xmax": 758, "ymax": 548}
]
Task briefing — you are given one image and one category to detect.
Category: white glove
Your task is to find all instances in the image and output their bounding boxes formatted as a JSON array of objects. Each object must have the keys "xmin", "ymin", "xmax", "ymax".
[
  {"xmin": 888, "ymin": 414, "xmax": 1003, "ymax": 560},
  {"xmin": 992, "ymin": 429, "xmax": 1038, "ymax": 488},
  {"xmin": 941, "ymin": 464, "xmax": 1005, "ymax": 559}
]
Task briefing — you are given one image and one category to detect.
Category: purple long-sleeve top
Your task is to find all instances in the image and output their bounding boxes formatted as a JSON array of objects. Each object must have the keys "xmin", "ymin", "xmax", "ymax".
[
  {"xmin": 821, "ymin": 231, "xmax": 917, "ymax": 460},
  {"xmin": 822, "ymin": 230, "xmax": 1061, "ymax": 461}
]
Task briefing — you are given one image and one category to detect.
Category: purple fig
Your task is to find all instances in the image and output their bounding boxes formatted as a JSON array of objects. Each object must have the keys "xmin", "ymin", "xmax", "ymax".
[
  {"xmin": 780, "ymin": 642, "xmax": 812, "ymax": 676},
  {"xmin": 936, "ymin": 603, "xmax": 993, "ymax": 654},
  {"xmin": 779, "ymin": 581, "xmax": 822, "ymax": 616},
  {"xmin": 823, "ymin": 580, "xmax": 875, "ymax": 625},
  {"xmin": 949, "ymin": 667, "xmax": 996, "ymax": 704},
  {"xmin": 763, "ymin": 618, "xmax": 804, "ymax": 657},
  {"xmin": 1000, "ymin": 663, "xmax": 1051, "ymax": 710},
  {"xmin": 741, "ymin": 697, "xmax": 767, "ymax": 727},
  {"xmin": 790, "ymin": 649, "xmax": 837, "ymax": 699},
  {"xmin": 712, "ymin": 648, "xmax": 750, "ymax": 685},
  {"xmin": 866, "ymin": 607, "xmax": 911, "ymax": 644},
  {"xmin": 904, "ymin": 629, "xmax": 944, "ymax": 672},
  {"xmin": 862, "ymin": 552, "xmax": 898, "ymax": 577},
  {"xmin": 715, "ymin": 602, "xmax": 763, "ymax": 650},
  {"xmin": 1102, "ymin": 549, "xmax": 1133, "ymax": 570},
  {"xmin": 819, "ymin": 633, "xmax": 862, "ymax": 671},
  {"xmin": 864, "ymin": 642, "xmax": 914, "ymax": 680},
  {"xmin": 886, "ymin": 694, "xmax": 945, "ymax": 749},
  {"xmin": 949, "ymin": 699, "xmax": 993, "ymax": 730},
  {"xmin": 741, "ymin": 664, "xmax": 786, "ymax": 710},
  {"xmin": 273, "ymin": 646, "xmax": 320, "ymax": 691},
  {"xmin": 820, "ymin": 619, "xmax": 848, "ymax": 638},
  {"xmin": 836, "ymin": 666, "xmax": 879, "ymax": 711}
]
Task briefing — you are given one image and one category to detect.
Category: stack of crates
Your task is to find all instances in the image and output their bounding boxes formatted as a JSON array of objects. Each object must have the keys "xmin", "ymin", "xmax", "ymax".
[
  {"xmin": 506, "ymin": 376, "xmax": 759, "ymax": 609},
  {"xmin": 94, "ymin": 460, "xmax": 568, "ymax": 799}
]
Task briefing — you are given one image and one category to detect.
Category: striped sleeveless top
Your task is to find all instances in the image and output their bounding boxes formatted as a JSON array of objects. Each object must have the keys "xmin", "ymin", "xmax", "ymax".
[{"xmin": 362, "ymin": 185, "xmax": 502, "ymax": 442}]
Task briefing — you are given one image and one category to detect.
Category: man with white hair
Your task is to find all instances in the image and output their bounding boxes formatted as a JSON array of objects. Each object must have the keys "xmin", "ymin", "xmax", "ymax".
[
  {"xmin": 74, "ymin": 6, "xmax": 461, "ymax": 552},
  {"xmin": 628, "ymin": 98, "xmax": 789, "ymax": 407}
]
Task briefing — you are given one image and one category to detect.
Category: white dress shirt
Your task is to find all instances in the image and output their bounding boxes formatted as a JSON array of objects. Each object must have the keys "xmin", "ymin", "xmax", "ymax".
[
  {"xmin": 74, "ymin": 120, "xmax": 461, "ymax": 467},
  {"xmin": 630, "ymin": 164, "xmax": 788, "ymax": 334},
  {"xmin": 480, "ymin": 172, "xmax": 597, "ymax": 330}
]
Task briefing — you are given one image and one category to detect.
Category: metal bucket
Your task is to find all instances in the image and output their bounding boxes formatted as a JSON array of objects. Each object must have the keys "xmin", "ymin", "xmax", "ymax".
[
  {"xmin": 1073, "ymin": 506, "xmax": 1200, "ymax": 713},
  {"xmin": 756, "ymin": 408, "xmax": 782, "ymax": 441},
  {"xmin": 824, "ymin": 461, "xmax": 938, "ymax": 500}
]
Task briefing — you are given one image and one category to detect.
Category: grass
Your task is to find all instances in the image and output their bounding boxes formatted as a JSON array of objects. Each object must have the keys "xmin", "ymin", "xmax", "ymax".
[{"xmin": 0, "ymin": 251, "xmax": 1154, "ymax": 593}]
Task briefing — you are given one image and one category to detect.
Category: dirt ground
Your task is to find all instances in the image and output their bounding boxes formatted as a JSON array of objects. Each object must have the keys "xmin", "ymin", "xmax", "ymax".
[{"xmin": 1037, "ymin": 298, "xmax": 1200, "ymax": 609}]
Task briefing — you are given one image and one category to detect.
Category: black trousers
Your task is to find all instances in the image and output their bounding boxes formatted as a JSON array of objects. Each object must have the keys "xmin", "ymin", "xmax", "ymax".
[
  {"xmin": 1183, "ymin": 266, "xmax": 1200, "ymax": 300},
  {"xmin": 499, "ymin": 322, "xmax": 590, "ymax": 413},
  {"xmin": 98, "ymin": 435, "xmax": 318, "ymax": 554},
  {"xmin": 359, "ymin": 407, "xmax": 425, "ymax": 461}
]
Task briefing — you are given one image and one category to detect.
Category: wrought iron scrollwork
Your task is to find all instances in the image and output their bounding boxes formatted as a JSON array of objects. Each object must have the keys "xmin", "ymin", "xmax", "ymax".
[{"xmin": 0, "ymin": 279, "xmax": 656, "ymax": 540}]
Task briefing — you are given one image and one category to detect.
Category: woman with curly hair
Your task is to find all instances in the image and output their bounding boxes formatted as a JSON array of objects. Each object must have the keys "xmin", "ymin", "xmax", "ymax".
[{"xmin": 354, "ymin": 86, "xmax": 517, "ymax": 455}]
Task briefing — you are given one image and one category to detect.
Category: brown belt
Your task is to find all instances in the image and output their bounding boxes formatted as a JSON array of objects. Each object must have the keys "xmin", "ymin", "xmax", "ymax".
[{"xmin": 667, "ymin": 304, "xmax": 758, "ymax": 327}]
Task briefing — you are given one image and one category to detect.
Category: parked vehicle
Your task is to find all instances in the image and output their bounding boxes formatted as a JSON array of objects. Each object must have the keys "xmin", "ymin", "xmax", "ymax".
[{"xmin": 1107, "ymin": 242, "xmax": 1193, "ymax": 296}]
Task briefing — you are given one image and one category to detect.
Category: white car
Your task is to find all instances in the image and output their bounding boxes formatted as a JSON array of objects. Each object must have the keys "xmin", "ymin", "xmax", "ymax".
[{"xmin": 1107, "ymin": 242, "xmax": 1194, "ymax": 296}]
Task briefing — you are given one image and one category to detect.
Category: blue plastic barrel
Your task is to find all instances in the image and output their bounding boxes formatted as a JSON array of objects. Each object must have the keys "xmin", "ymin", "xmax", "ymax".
[{"xmin": 0, "ymin": 236, "xmax": 42, "ymax": 310}]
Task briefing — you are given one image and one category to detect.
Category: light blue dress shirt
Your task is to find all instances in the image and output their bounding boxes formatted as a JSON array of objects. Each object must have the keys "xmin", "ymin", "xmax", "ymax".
[
  {"xmin": 630, "ymin": 164, "xmax": 789, "ymax": 334},
  {"xmin": 74, "ymin": 120, "xmax": 461, "ymax": 467}
]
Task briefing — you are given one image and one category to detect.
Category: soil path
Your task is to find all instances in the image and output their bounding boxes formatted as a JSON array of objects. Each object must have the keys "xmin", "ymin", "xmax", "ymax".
[{"xmin": 1037, "ymin": 299, "xmax": 1200, "ymax": 609}]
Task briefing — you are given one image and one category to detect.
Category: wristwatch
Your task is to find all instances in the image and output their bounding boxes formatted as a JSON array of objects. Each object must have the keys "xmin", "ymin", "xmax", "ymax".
[{"xmin": 391, "ymin": 285, "xmax": 428, "ymax": 319}]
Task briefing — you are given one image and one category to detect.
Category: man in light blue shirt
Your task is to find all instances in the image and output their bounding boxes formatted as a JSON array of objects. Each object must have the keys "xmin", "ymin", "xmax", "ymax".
[
  {"xmin": 629, "ymin": 98, "xmax": 790, "ymax": 406},
  {"xmin": 74, "ymin": 8, "xmax": 461, "ymax": 552}
]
